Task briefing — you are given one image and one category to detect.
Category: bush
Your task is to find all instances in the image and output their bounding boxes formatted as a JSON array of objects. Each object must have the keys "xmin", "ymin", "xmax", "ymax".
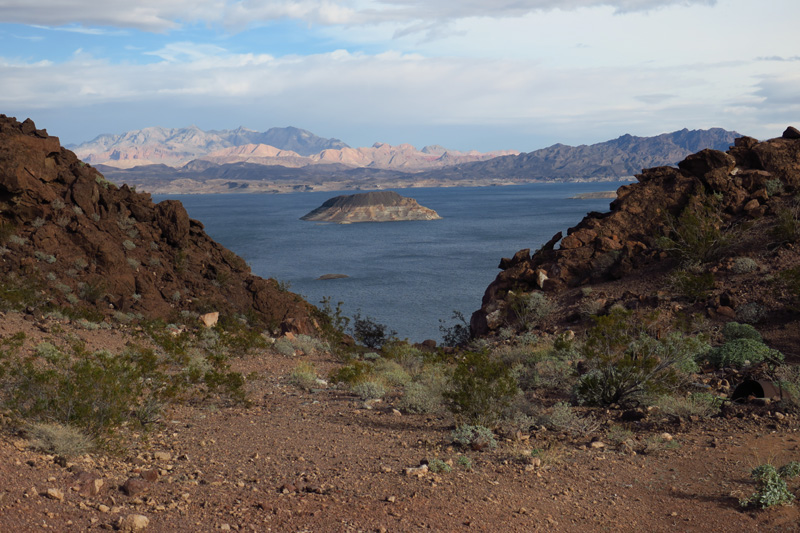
[
  {"xmin": 771, "ymin": 204, "xmax": 800, "ymax": 246},
  {"xmin": 722, "ymin": 322, "xmax": 762, "ymax": 342},
  {"xmin": 439, "ymin": 310, "xmax": 471, "ymax": 347},
  {"xmin": 574, "ymin": 311, "xmax": 707, "ymax": 406},
  {"xmin": 427, "ymin": 458, "xmax": 452, "ymax": 473},
  {"xmin": 351, "ymin": 380, "xmax": 386, "ymax": 400},
  {"xmin": 656, "ymin": 193, "xmax": 731, "ymax": 264},
  {"xmin": 351, "ymin": 312, "xmax": 396, "ymax": 349},
  {"xmin": 670, "ymin": 269, "xmax": 715, "ymax": 302},
  {"xmin": 444, "ymin": 349, "xmax": 518, "ymax": 426},
  {"xmin": 731, "ymin": 257, "xmax": 759, "ymax": 274},
  {"xmin": 654, "ymin": 392, "xmax": 721, "ymax": 419},
  {"xmin": 741, "ymin": 464, "xmax": 796, "ymax": 509},
  {"xmin": 27, "ymin": 422, "xmax": 93, "ymax": 457},
  {"xmin": 541, "ymin": 401, "xmax": 599, "ymax": 437},
  {"xmin": 704, "ymin": 338, "xmax": 783, "ymax": 368},
  {"xmin": 400, "ymin": 381, "xmax": 444, "ymax": 414},
  {"xmin": 289, "ymin": 362, "xmax": 318, "ymax": 391},
  {"xmin": 737, "ymin": 302, "xmax": 766, "ymax": 324},
  {"xmin": 507, "ymin": 292, "xmax": 551, "ymax": 331},
  {"xmin": 451, "ymin": 425, "xmax": 497, "ymax": 450}
]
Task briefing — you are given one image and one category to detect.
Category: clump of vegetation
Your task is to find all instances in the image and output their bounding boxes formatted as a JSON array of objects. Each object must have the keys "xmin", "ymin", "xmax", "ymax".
[
  {"xmin": 740, "ymin": 463, "xmax": 799, "ymax": 509},
  {"xmin": 722, "ymin": 321, "xmax": 762, "ymax": 342},
  {"xmin": 289, "ymin": 361, "xmax": 319, "ymax": 391},
  {"xmin": 656, "ymin": 193, "xmax": 732, "ymax": 264},
  {"xmin": 399, "ymin": 372, "xmax": 448, "ymax": 414},
  {"xmin": 766, "ymin": 178, "xmax": 785, "ymax": 197},
  {"xmin": 351, "ymin": 380, "xmax": 386, "ymax": 400},
  {"xmin": 574, "ymin": 310, "xmax": 707, "ymax": 407},
  {"xmin": 439, "ymin": 310, "xmax": 471, "ymax": 347},
  {"xmin": 27, "ymin": 422, "xmax": 93, "ymax": 457},
  {"xmin": 444, "ymin": 349, "xmax": 518, "ymax": 426},
  {"xmin": 427, "ymin": 458, "xmax": 452, "ymax": 473},
  {"xmin": 351, "ymin": 312, "xmax": 396, "ymax": 349},
  {"xmin": 736, "ymin": 302, "xmax": 766, "ymax": 324},
  {"xmin": 703, "ymin": 338, "xmax": 783, "ymax": 369},
  {"xmin": 654, "ymin": 392, "xmax": 721, "ymax": 419},
  {"xmin": 731, "ymin": 257, "xmax": 759, "ymax": 274},
  {"xmin": 540, "ymin": 402, "xmax": 600, "ymax": 437},
  {"xmin": 770, "ymin": 202, "xmax": 800, "ymax": 246},
  {"xmin": 507, "ymin": 291, "xmax": 552, "ymax": 331},
  {"xmin": 669, "ymin": 269, "xmax": 715, "ymax": 302},
  {"xmin": 451, "ymin": 425, "xmax": 497, "ymax": 450}
]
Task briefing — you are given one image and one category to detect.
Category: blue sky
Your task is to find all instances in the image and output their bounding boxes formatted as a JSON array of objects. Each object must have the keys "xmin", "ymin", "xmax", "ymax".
[{"xmin": 1, "ymin": 0, "xmax": 798, "ymax": 151}]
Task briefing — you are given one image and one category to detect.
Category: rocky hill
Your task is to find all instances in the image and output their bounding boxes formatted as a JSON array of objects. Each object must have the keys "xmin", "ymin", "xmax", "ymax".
[
  {"xmin": 300, "ymin": 191, "xmax": 442, "ymax": 223},
  {"xmin": 471, "ymin": 127, "xmax": 800, "ymax": 357},
  {"xmin": 0, "ymin": 115, "xmax": 317, "ymax": 333},
  {"xmin": 420, "ymin": 128, "xmax": 741, "ymax": 183}
]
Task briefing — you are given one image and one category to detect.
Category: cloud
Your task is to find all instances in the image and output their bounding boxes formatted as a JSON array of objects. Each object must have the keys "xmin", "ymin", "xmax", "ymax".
[{"xmin": 1, "ymin": 0, "xmax": 717, "ymax": 33}]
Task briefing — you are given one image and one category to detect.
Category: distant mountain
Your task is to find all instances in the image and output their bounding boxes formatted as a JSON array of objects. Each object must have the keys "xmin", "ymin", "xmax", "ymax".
[
  {"xmin": 71, "ymin": 125, "xmax": 350, "ymax": 166},
  {"xmin": 416, "ymin": 128, "xmax": 741, "ymax": 182},
  {"xmin": 93, "ymin": 127, "xmax": 744, "ymax": 194}
]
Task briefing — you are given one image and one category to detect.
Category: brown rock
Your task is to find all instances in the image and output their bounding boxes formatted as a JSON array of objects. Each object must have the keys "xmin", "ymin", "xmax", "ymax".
[
  {"xmin": 783, "ymin": 126, "xmax": 800, "ymax": 139},
  {"xmin": 121, "ymin": 477, "xmax": 150, "ymax": 497},
  {"xmin": 154, "ymin": 200, "xmax": 190, "ymax": 246},
  {"xmin": 716, "ymin": 306, "xmax": 736, "ymax": 319},
  {"xmin": 117, "ymin": 514, "xmax": 149, "ymax": 532}
]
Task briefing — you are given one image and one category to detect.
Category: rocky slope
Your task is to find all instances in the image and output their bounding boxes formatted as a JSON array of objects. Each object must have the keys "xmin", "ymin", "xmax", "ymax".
[
  {"xmin": 300, "ymin": 191, "xmax": 442, "ymax": 223},
  {"xmin": 0, "ymin": 115, "xmax": 317, "ymax": 333},
  {"xmin": 471, "ymin": 127, "xmax": 800, "ymax": 356}
]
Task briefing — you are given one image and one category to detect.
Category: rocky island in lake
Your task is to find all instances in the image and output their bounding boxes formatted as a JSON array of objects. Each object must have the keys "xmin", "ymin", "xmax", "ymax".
[{"xmin": 300, "ymin": 191, "xmax": 442, "ymax": 223}]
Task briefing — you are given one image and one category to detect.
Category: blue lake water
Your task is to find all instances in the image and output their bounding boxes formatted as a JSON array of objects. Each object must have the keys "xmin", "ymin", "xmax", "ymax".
[{"xmin": 156, "ymin": 182, "xmax": 630, "ymax": 342}]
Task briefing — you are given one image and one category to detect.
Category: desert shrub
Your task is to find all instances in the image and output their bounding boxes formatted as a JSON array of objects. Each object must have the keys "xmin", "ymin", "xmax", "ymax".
[
  {"xmin": 656, "ymin": 194, "xmax": 731, "ymax": 264},
  {"xmin": 605, "ymin": 425, "xmax": 634, "ymax": 446},
  {"xmin": 439, "ymin": 310, "xmax": 471, "ymax": 347},
  {"xmin": 399, "ymin": 370, "xmax": 448, "ymax": 414},
  {"xmin": 507, "ymin": 292, "xmax": 551, "ymax": 331},
  {"xmin": 273, "ymin": 338, "xmax": 296, "ymax": 357},
  {"xmin": 737, "ymin": 302, "xmax": 766, "ymax": 324},
  {"xmin": 731, "ymin": 257, "xmax": 759, "ymax": 274},
  {"xmin": 351, "ymin": 312, "xmax": 396, "ymax": 349},
  {"xmin": 0, "ymin": 220, "xmax": 16, "ymax": 243},
  {"xmin": 373, "ymin": 358, "xmax": 411, "ymax": 386},
  {"xmin": 703, "ymin": 338, "xmax": 783, "ymax": 369},
  {"xmin": 451, "ymin": 425, "xmax": 497, "ymax": 450},
  {"xmin": 27, "ymin": 422, "xmax": 93, "ymax": 457},
  {"xmin": 427, "ymin": 458, "xmax": 452, "ymax": 473},
  {"xmin": 32, "ymin": 217, "xmax": 45, "ymax": 228},
  {"xmin": 741, "ymin": 464, "xmax": 796, "ymax": 509},
  {"xmin": 444, "ymin": 349, "xmax": 519, "ymax": 426},
  {"xmin": 771, "ymin": 204, "xmax": 800, "ymax": 246},
  {"xmin": 79, "ymin": 279, "xmax": 106, "ymax": 303},
  {"xmin": 457, "ymin": 455, "xmax": 473, "ymax": 470},
  {"xmin": 351, "ymin": 380, "xmax": 386, "ymax": 400},
  {"xmin": 654, "ymin": 392, "xmax": 721, "ymax": 419},
  {"xmin": 328, "ymin": 360, "xmax": 371, "ymax": 385},
  {"xmin": 51, "ymin": 198, "xmax": 65, "ymax": 210},
  {"xmin": 766, "ymin": 179, "xmax": 785, "ymax": 197},
  {"xmin": 122, "ymin": 239, "xmax": 136, "ymax": 251},
  {"xmin": 289, "ymin": 361, "xmax": 318, "ymax": 391},
  {"xmin": 780, "ymin": 461, "xmax": 800, "ymax": 479},
  {"xmin": 722, "ymin": 321, "xmax": 762, "ymax": 342},
  {"xmin": 670, "ymin": 269, "xmax": 715, "ymax": 302},
  {"xmin": 540, "ymin": 401, "xmax": 599, "ymax": 437},
  {"xmin": 9, "ymin": 235, "xmax": 28, "ymax": 246},
  {"xmin": 291, "ymin": 334, "xmax": 329, "ymax": 355},
  {"xmin": 126, "ymin": 257, "xmax": 140, "ymax": 269},
  {"xmin": 574, "ymin": 311, "xmax": 707, "ymax": 406}
]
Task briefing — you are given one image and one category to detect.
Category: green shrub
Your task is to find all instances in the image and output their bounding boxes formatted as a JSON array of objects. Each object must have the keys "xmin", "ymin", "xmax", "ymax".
[
  {"xmin": 444, "ymin": 349, "xmax": 518, "ymax": 426},
  {"xmin": 541, "ymin": 401, "xmax": 599, "ymax": 437},
  {"xmin": 427, "ymin": 458, "xmax": 452, "ymax": 473},
  {"xmin": 507, "ymin": 292, "xmax": 551, "ymax": 331},
  {"xmin": 351, "ymin": 312, "xmax": 396, "ymax": 349},
  {"xmin": 451, "ymin": 425, "xmax": 497, "ymax": 450},
  {"xmin": 273, "ymin": 338, "xmax": 296, "ymax": 357},
  {"xmin": 27, "ymin": 422, "xmax": 93, "ymax": 457},
  {"xmin": 574, "ymin": 312, "xmax": 707, "ymax": 406},
  {"xmin": 656, "ymin": 193, "xmax": 731, "ymax": 264},
  {"xmin": 399, "ymin": 373, "xmax": 447, "ymax": 414},
  {"xmin": 670, "ymin": 269, "xmax": 715, "ymax": 302},
  {"xmin": 704, "ymin": 338, "xmax": 783, "ymax": 368},
  {"xmin": 289, "ymin": 361, "xmax": 318, "ymax": 391},
  {"xmin": 373, "ymin": 359, "xmax": 411, "ymax": 386},
  {"xmin": 731, "ymin": 257, "xmax": 759, "ymax": 274},
  {"xmin": 766, "ymin": 179, "xmax": 785, "ymax": 197},
  {"xmin": 654, "ymin": 392, "xmax": 721, "ymax": 419},
  {"xmin": 737, "ymin": 302, "xmax": 766, "ymax": 324},
  {"xmin": 439, "ymin": 310, "xmax": 471, "ymax": 347},
  {"xmin": 722, "ymin": 322, "xmax": 762, "ymax": 342},
  {"xmin": 122, "ymin": 239, "xmax": 136, "ymax": 251},
  {"xmin": 771, "ymin": 204, "xmax": 800, "ymax": 245},
  {"xmin": 779, "ymin": 461, "xmax": 800, "ymax": 479},
  {"xmin": 741, "ymin": 464, "xmax": 796, "ymax": 509},
  {"xmin": 351, "ymin": 380, "xmax": 386, "ymax": 400}
]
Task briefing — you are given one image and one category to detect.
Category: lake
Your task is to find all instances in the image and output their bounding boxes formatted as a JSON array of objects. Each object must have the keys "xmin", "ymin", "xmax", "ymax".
[{"xmin": 156, "ymin": 182, "xmax": 629, "ymax": 342}]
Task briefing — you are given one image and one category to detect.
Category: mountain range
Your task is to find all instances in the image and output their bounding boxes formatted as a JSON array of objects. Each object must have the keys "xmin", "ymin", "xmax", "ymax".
[{"xmin": 74, "ymin": 126, "xmax": 742, "ymax": 194}]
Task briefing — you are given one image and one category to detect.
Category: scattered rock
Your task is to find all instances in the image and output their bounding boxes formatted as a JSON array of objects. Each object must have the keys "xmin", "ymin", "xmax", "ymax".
[
  {"xmin": 116, "ymin": 514, "xmax": 149, "ymax": 532},
  {"xmin": 45, "ymin": 488, "xmax": 64, "ymax": 501},
  {"xmin": 199, "ymin": 312, "xmax": 219, "ymax": 328},
  {"xmin": 404, "ymin": 464, "xmax": 429, "ymax": 477},
  {"xmin": 783, "ymin": 126, "xmax": 800, "ymax": 139},
  {"xmin": 121, "ymin": 477, "xmax": 150, "ymax": 497},
  {"xmin": 152, "ymin": 451, "xmax": 172, "ymax": 462}
]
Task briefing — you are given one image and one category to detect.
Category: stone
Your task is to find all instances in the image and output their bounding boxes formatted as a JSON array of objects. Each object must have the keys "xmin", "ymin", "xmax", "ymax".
[
  {"xmin": 140, "ymin": 469, "xmax": 159, "ymax": 482},
  {"xmin": 153, "ymin": 451, "xmax": 172, "ymax": 462},
  {"xmin": 117, "ymin": 514, "xmax": 149, "ymax": 532},
  {"xmin": 535, "ymin": 269, "xmax": 548, "ymax": 289},
  {"xmin": 660, "ymin": 432, "xmax": 673, "ymax": 442},
  {"xmin": 716, "ymin": 306, "xmax": 736, "ymax": 319},
  {"xmin": 743, "ymin": 198, "xmax": 760, "ymax": 212},
  {"xmin": 404, "ymin": 464, "xmax": 429, "ymax": 477},
  {"xmin": 199, "ymin": 312, "xmax": 219, "ymax": 328},
  {"xmin": 154, "ymin": 200, "xmax": 190, "ymax": 245},
  {"xmin": 590, "ymin": 441, "xmax": 606, "ymax": 449},
  {"xmin": 783, "ymin": 126, "xmax": 800, "ymax": 139},
  {"xmin": 121, "ymin": 477, "xmax": 150, "ymax": 497},
  {"xmin": 46, "ymin": 488, "xmax": 64, "ymax": 501}
]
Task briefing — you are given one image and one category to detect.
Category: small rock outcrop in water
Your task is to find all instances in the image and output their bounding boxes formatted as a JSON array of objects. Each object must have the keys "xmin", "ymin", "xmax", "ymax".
[
  {"xmin": 300, "ymin": 191, "xmax": 441, "ymax": 223},
  {"xmin": 0, "ymin": 115, "xmax": 317, "ymax": 334}
]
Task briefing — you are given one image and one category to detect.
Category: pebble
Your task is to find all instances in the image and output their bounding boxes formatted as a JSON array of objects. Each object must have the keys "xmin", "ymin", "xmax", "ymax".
[
  {"xmin": 46, "ymin": 488, "xmax": 64, "ymax": 501},
  {"xmin": 117, "ymin": 514, "xmax": 149, "ymax": 532},
  {"xmin": 590, "ymin": 441, "xmax": 606, "ymax": 449},
  {"xmin": 660, "ymin": 433, "xmax": 673, "ymax": 442}
]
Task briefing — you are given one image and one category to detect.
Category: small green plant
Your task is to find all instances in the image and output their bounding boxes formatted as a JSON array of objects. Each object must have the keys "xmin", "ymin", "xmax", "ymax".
[
  {"xmin": 771, "ymin": 203, "xmax": 800, "ymax": 246},
  {"xmin": 450, "ymin": 425, "xmax": 497, "ymax": 450},
  {"xmin": 703, "ymin": 338, "xmax": 783, "ymax": 368},
  {"xmin": 444, "ymin": 349, "xmax": 518, "ymax": 426},
  {"xmin": 9, "ymin": 235, "xmax": 28, "ymax": 246},
  {"xmin": 427, "ymin": 458, "xmax": 452, "ymax": 473},
  {"xmin": 541, "ymin": 401, "xmax": 600, "ymax": 437},
  {"xmin": 737, "ymin": 302, "xmax": 766, "ymax": 324},
  {"xmin": 27, "ymin": 422, "xmax": 93, "ymax": 457},
  {"xmin": 289, "ymin": 361, "xmax": 318, "ymax": 391},
  {"xmin": 72, "ymin": 206, "xmax": 83, "ymax": 215},
  {"xmin": 32, "ymin": 217, "xmax": 45, "ymax": 228},
  {"xmin": 399, "ymin": 376, "xmax": 447, "ymax": 414},
  {"xmin": 457, "ymin": 455, "xmax": 472, "ymax": 470},
  {"xmin": 507, "ymin": 291, "xmax": 552, "ymax": 331},
  {"xmin": 51, "ymin": 198, "xmax": 65, "ymax": 211},
  {"xmin": 122, "ymin": 239, "xmax": 136, "ymax": 251},
  {"xmin": 670, "ymin": 269, "xmax": 715, "ymax": 302},
  {"xmin": 439, "ymin": 310, "xmax": 471, "ymax": 347},
  {"xmin": 34, "ymin": 250, "xmax": 56, "ymax": 264},
  {"xmin": 656, "ymin": 193, "xmax": 731, "ymax": 264},
  {"xmin": 722, "ymin": 321, "xmax": 762, "ymax": 342},
  {"xmin": 351, "ymin": 380, "xmax": 386, "ymax": 400},
  {"xmin": 273, "ymin": 338, "xmax": 296, "ymax": 357},
  {"xmin": 654, "ymin": 392, "xmax": 721, "ymax": 419},
  {"xmin": 766, "ymin": 179, "xmax": 785, "ymax": 197},
  {"xmin": 351, "ymin": 312, "xmax": 396, "ymax": 349},
  {"xmin": 740, "ymin": 463, "xmax": 796, "ymax": 509},
  {"xmin": 731, "ymin": 257, "xmax": 759, "ymax": 274}
]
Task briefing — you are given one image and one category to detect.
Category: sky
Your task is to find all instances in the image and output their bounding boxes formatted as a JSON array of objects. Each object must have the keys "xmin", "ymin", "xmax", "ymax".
[{"xmin": 1, "ymin": 0, "xmax": 798, "ymax": 152}]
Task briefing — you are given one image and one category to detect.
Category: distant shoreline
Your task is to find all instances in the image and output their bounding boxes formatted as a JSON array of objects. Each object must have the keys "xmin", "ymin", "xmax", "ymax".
[{"xmin": 569, "ymin": 190, "xmax": 618, "ymax": 200}]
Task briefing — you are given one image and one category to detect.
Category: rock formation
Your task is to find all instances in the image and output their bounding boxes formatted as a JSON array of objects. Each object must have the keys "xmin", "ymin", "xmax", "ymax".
[
  {"xmin": 300, "ymin": 191, "xmax": 442, "ymax": 223},
  {"xmin": 471, "ymin": 127, "xmax": 800, "ymax": 356},
  {"xmin": 0, "ymin": 115, "xmax": 317, "ymax": 334}
]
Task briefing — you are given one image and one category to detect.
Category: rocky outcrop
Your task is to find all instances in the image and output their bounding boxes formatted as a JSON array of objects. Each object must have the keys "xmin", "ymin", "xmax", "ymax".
[
  {"xmin": 300, "ymin": 191, "xmax": 441, "ymax": 223},
  {"xmin": 0, "ymin": 115, "xmax": 317, "ymax": 334},
  {"xmin": 471, "ymin": 128, "xmax": 800, "ymax": 342}
]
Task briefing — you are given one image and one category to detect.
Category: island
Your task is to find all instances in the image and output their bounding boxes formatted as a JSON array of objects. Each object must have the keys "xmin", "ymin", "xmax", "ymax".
[{"xmin": 300, "ymin": 191, "xmax": 442, "ymax": 223}]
